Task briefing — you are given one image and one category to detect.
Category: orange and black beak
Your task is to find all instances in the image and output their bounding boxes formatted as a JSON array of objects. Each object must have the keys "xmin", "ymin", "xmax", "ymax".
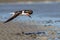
[
  {"xmin": 29, "ymin": 16, "xmax": 32, "ymax": 18},
  {"xmin": 26, "ymin": 13, "xmax": 32, "ymax": 18}
]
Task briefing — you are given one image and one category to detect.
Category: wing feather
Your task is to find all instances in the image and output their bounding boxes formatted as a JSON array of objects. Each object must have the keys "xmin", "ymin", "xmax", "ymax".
[{"xmin": 4, "ymin": 13, "xmax": 20, "ymax": 23}]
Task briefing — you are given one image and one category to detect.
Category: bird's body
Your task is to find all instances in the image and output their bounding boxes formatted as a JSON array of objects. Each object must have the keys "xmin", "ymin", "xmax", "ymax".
[
  {"xmin": 4, "ymin": 10, "xmax": 33, "ymax": 23},
  {"xmin": 22, "ymin": 11, "xmax": 26, "ymax": 15}
]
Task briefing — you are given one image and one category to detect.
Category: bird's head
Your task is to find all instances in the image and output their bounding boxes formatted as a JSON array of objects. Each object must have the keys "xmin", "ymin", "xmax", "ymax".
[{"xmin": 22, "ymin": 10, "xmax": 33, "ymax": 18}]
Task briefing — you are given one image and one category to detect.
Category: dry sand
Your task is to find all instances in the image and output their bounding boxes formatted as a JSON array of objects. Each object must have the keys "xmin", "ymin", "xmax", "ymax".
[{"xmin": 0, "ymin": 21, "xmax": 59, "ymax": 40}]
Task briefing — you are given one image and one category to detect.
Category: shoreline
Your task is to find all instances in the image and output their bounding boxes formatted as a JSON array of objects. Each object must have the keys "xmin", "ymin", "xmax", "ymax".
[
  {"xmin": 0, "ymin": 0, "xmax": 60, "ymax": 3},
  {"xmin": 0, "ymin": 22, "xmax": 59, "ymax": 40},
  {"xmin": 0, "ymin": 2, "xmax": 60, "ymax": 5}
]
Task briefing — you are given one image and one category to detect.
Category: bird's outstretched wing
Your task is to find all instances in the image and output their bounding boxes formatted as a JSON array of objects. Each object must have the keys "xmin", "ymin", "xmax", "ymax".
[{"xmin": 4, "ymin": 13, "xmax": 20, "ymax": 23}]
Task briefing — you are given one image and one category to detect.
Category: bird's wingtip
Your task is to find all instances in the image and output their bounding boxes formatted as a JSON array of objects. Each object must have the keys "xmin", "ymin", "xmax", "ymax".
[{"xmin": 3, "ymin": 22, "xmax": 7, "ymax": 23}]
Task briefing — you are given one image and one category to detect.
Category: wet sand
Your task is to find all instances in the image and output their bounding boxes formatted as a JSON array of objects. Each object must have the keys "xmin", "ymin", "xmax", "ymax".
[{"xmin": 0, "ymin": 21, "xmax": 59, "ymax": 40}]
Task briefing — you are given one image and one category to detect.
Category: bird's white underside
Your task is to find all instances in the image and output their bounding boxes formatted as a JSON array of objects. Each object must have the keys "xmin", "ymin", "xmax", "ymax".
[
  {"xmin": 22, "ymin": 11, "xmax": 27, "ymax": 15},
  {"xmin": 10, "ymin": 11, "xmax": 27, "ymax": 16}
]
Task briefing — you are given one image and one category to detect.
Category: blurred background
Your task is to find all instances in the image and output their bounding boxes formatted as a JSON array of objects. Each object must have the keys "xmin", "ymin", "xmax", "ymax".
[
  {"xmin": 0, "ymin": 0, "xmax": 60, "ymax": 3},
  {"xmin": 0, "ymin": 0, "xmax": 60, "ymax": 26},
  {"xmin": 0, "ymin": 0, "xmax": 60, "ymax": 40}
]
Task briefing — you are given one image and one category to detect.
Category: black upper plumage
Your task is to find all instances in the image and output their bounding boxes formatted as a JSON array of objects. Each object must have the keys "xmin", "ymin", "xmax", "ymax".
[{"xmin": 4, "ymin": 10, "xmax": 33, "ymax": 23}]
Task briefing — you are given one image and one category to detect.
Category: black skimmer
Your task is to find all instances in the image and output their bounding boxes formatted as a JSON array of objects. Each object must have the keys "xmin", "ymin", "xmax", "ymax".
[{"xmin": 4, "ymin": 10, "xmax": 33, "ymax": 23}]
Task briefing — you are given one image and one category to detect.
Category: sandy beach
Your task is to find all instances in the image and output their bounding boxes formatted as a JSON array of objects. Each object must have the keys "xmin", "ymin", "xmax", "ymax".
[{"xmin": 0, "ymin": 21, "xmax": 59, "ymax": 40}]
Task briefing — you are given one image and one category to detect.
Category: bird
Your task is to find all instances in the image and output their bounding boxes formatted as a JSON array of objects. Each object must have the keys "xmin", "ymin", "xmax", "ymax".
[{"xmin": 4, "ymin": 10, "xmax": 33, "ymax": 23}]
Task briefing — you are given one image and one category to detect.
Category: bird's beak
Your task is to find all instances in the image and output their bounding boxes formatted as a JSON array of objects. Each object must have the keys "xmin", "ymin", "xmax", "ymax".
[
  {"xmin": 26, "ymin": 13, "xmax": 32, "ymax": 18},
  {"xmin": 29, "ymin": 16, "xmax": 32, "ymax": 18}
]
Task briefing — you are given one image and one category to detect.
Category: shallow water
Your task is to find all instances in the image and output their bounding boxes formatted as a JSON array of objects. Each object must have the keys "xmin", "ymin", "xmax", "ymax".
[{"xmin": 0, "ymin": 3, "xmax": 60, "ymax": 27}]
